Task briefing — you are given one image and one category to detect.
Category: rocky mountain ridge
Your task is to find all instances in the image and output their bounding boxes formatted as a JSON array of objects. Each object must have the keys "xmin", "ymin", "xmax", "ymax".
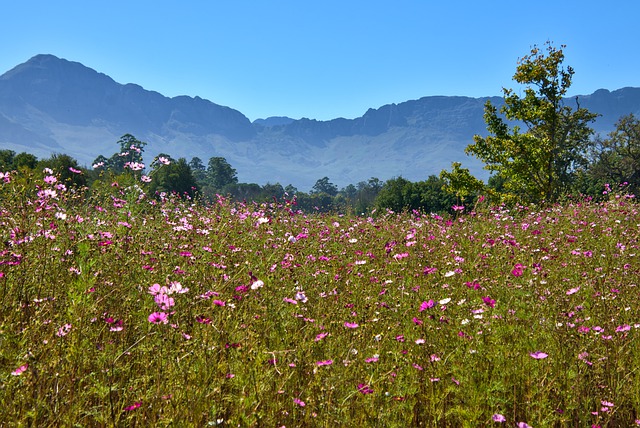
[{"xmin": 1, "ymin": 54, "xmax": 639, "ymax": 190}]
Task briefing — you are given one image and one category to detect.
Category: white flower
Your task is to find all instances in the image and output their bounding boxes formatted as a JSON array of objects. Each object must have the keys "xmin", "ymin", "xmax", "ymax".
[
  {"xmin": 439, "ymin": 298, "xmax": 451, "ymax": 305},
  {"xmin": 251, "ymin": 280, "xmax": 264, "ymax": 290}
]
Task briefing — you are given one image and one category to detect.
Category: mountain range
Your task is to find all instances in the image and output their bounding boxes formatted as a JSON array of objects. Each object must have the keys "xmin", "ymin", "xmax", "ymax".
[{"xmin": 1, "ymin": 54, "xmax": 639, "ymax": 190}]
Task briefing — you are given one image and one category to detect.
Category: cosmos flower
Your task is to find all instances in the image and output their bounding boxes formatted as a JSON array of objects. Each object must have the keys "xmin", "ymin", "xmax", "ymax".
[
  {"xmin": 492, "ymin": 413, "xmax": 506, "ymax": 422},
  {"xmin": 11, "ymin": 364, "xmax": 28, "ymax": 376},
  {"xmin": 529, "ymin": 351, "xmax": 548, "ymax": 359},
  {"xmin": 148, "ymin": 312, "xmax": 169, "ymax": 324}
]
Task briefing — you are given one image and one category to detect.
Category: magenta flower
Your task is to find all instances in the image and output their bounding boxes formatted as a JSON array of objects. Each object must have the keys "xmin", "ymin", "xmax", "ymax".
[
  {"xmin": 293, "ymin": 397, "xmax": 306, "ymax": 407},
  {"xmin": 148, "ymin": 312, "xmax": 169, "ymax": 324},
  {"xmin": 423, "ymin": 267, "xmax": 437, "ymax": 275},
  {"xmin": 517, "ymin": 423, "xmax": 531, "ymax": 428},
  {"xmin": 124, "ymin": 401, "xmax": 141, "ymax": 411},
  {"xmin": 212, "ymin": 300, "xmax": 226, "ymax": 307},
  {"xmin": 357, "ymin": 383, "xmax": 374, "ymax": 394},
  {"xmin": 529, "ymin": 351, "xmax": 548, "ymax": 359},
  {"xmin": 316, "ymin": 359, "xmax": 333, "ymax": 366},
  {"xmin": 344, "ymin": 322, "xmax": 358, "ymax": 329},
  {"xmin": 419, "ymin": 300, "xmax": 435, "ymax": 311},
  {"xmin": 511, "ymin": 263, "xmax": 525, "ymax": 277},
  {"xmin": 492, "ymin": 413, "xmax": 506, "ymax": 422},
  {"xmin": 482, "ymin": 296, "xmax": 496, "ymax": 308}
]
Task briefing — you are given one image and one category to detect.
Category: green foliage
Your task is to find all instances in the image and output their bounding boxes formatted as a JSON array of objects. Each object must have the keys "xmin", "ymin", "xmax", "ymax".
[
  {"xmin": 444, "ymin": 42, "xmax": 598, "ymax": 204},
  {"xmin": 588, "ymin": 114, "xmax": 640, "ymax": 194},
  {"xmin": 206, "ymin": 157, "xmax": 238, "ymax": 191},
  {"xmin": 148, "ymin": 157, "xmax": 199, "ymax": 199},
  {"xmin": 0, "ymin": 150, "xmax": 38, "ymax": 172},
  {"xmin": 440, "ymin": 163, "xmax": 488, "ymax": 202},
  {"xmin": 38, "ymin": 153, "xmax": 88, "ymax": 188},
  {"xmin": 311, "ymin": 176, "xmax": 339, "ymax": 196},
  {"xmin": 376, "ymin": 175, "xmax": 458, "ymax": 213}
]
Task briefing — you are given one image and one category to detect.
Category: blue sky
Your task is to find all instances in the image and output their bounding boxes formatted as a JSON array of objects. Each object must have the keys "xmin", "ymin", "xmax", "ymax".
[{"xmin": 2, "ymin": 1, "xmax": 638, "ymax": 121}]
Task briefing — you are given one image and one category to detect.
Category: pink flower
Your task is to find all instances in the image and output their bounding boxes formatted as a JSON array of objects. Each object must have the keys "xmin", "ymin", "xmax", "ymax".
[
  {"xmin": 154, "ymin": 293, "xmax": 175, "ymax": 310},
  {"xmin": 419, "ymin": 300, "xmax": 435, "ymax": 311},
  {"xmin": 511, "ymin": 263, "xmax": 525, "ymax": 277},
  {"xmin": 492, "ymin": 413, "xmax": 506, "ymax": 422},
  {"xmin": 566, "ymin": 286, "xmax": 580, "ymax": 295},
  {"xmin": 56, "ymin": 323, "xmax": 72, "ymax": 337},
  {"xmin": 529, "ymin": 351, "xmax": 548, "ymax": 359},
  {"xmin": 315, "ymin": 332, "xmax": 329, "ymax": 341},
  {"xmin": 148, "ymin": 283, "xmax": 165, "ymax": 295},
  {"xmin": 316, "ymin": 359, "xmax": 333, "ymax": 366},
  {"xmin": 148, "ymin": 312, "xmax": 169, "ymax": 324},
  {"xmin": 517, "ymin": 423, "xmax": 532, "ymax": 428},
  {"xmin": 344, "ymin": 322, "xmax": 358, "ymax": 329},
  {"xmin": 212, "ymin": 300, "xmax": 226, "ymax": 307},
  {"xmin": 11, "ymin": 364, "xmax": 28, "ymax": 376},
  {"xmin": 293, "ymin": 398, "xmax": 306, "ymax": 407}
]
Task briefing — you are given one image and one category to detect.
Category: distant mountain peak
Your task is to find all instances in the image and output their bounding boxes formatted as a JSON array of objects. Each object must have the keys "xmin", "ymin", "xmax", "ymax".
[{"xmin": 252, "ymin": 116, "xmax": 296, "ymax": 127}]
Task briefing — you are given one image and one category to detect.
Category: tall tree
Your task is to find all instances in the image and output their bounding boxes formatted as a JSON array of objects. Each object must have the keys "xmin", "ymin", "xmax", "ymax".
[
  {"xmin": 206, "ymin": 157, "xmax": 238, "ymax": 190},
  {"xmin": 444, "ymin": 42, "xmax": 598, "ymax": 203},
  {"xmin": 311, "ymin": 177, "xmax": 338, "ymax": 196},
  {"xmin": 149, "ymin": 157, "xmax": 198, "ymax": 198},
  {"xmin": 588, "ymin": 114, "xmax": 640, "ymax": 193},
  {"xmin": 189, "ymin": 157, "xmax": 207, "ymax": 185}
]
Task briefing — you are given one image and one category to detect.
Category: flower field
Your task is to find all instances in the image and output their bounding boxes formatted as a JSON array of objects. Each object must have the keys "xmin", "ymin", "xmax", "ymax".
[{"xmin": 1, "ymin": 171, "xmax": 639, "ymax": 427}]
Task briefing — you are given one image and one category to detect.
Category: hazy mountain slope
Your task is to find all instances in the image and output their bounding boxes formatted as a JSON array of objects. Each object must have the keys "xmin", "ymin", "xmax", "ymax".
[{"xmin": 0, "ymin": 54, "xmax": 638, "ymax": 190}]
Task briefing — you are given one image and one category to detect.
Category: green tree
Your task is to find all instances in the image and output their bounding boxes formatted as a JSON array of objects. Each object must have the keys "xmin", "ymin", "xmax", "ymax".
[
  {"xmin": 374, "ymin": 177, "xmax": 416, "ymax": 212},
  {"xmin": 311, "ymin": 177, "xmax": 338, "ymax": 196},
  {"xmin": 13, "ymin": 152, "xmax": 38, "ymax": 170},
  {"xmin": 206, "ymin": 157, "xmax": 238, "ymax": 190},
  {"xmin": 0, "ymin": 150, "xmax": 15, "ymax": 170},
  {"xmin": 445, "ymin": 42, "xmax": 598, "ymax": 203},
  {"xmin": 92, "ymin": 134, "xmax": 147, "ymax": 174},
  {"xmin": 353, "ymin": 177, "xmax": 384, "ymax": 214},
  {"xmin": 38, "ymin": 153, "xmax": 87, "ymax": 187},
  {"xmin": 189, "ymin": 157, "xmax": 207, "ymax": 185},
  {"xmin": 588, "ymin": 114, "xmax": 640, "ymax": 194},
  {"xmin": 261, "ymin": 182, "xmax": 285, "ymax": 200},
  {"xmin": 148, "ymin": 157, "xmax": 198, "ymax": 198}
]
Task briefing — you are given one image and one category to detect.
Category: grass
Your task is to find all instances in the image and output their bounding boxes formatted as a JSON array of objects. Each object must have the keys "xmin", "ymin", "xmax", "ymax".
[{"xmin": 0, "ymin": 170, "xmax": 639, "ymax": 427}]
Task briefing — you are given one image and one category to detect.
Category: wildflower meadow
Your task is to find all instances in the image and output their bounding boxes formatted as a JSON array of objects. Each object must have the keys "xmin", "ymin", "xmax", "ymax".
[{"xmin": 1, "ymin": 169, "xmax": 639, "ymax": 427}]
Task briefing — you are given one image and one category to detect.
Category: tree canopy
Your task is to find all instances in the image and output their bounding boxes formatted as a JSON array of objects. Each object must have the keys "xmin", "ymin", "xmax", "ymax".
[{"xmin": 442, "ymin": 42, "xmax": 598, "ymax": 204}]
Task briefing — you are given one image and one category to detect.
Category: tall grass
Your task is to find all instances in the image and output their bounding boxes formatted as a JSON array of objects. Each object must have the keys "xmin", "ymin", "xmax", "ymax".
[{"xmin": 1, "ymin": 170, "xmax": 638, "ymax": 427}]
